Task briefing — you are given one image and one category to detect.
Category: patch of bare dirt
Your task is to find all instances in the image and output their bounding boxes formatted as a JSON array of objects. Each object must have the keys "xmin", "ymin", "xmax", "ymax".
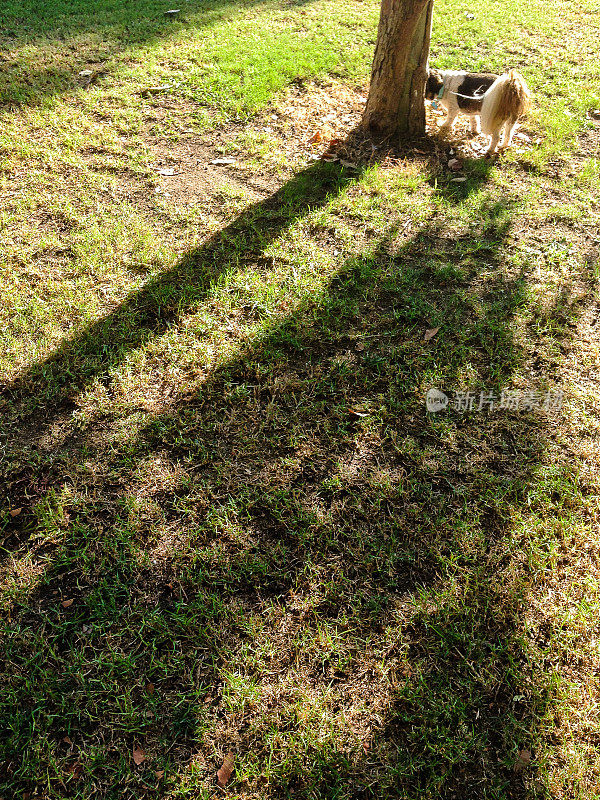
[
  {"xmin": 574, "ymin": 120, "xmax": 600, "ymax": 160},
  {"xmin": 148, "ymin": 139, "xmax": 276, "ymax": 209},
  {"xmin": 142, "ymin": 81, "xmax": 371, "ymax": 209}
]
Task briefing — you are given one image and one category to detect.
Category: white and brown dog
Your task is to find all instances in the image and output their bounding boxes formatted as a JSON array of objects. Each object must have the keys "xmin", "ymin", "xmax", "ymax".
[{"xmin": 425, "ymin": 68, "xmax": 531, "ymax": 154}]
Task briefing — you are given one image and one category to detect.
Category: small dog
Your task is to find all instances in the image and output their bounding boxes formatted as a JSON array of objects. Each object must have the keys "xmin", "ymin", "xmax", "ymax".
[{"xmin": 425, "ymin": 68, "xmax": 531, "ymax": 154}]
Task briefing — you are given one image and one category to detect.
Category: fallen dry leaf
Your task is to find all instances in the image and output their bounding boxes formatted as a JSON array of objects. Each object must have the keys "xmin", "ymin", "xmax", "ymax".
[
  {"xmin": 133, "ymin": 745, "xmax": 146, "ymax": 766},
  {"xmin": 155, "ymin": 770, "xmax": 165, "ymax": 779},
  {"xmin": 65, "ymin": 761, "xmax": 83, "ymax": 778},
  {"xmin": 146, "ymin": 682, "xmax": 155, "ymax": 696},
  {"xmin": 424, "ymin": 327, "xmax": 440, "ymax": 342},
  {"xmin": 514, "ymin": 749, "xmax": 532, "ymax": 772},
  {"xmin": 321, "ymin": 139, "xmax": 342, "ymax": 158},
  {"xmin": 63, "ymin": 735, "xmax": 73, "ymax": 746},
  {"xmin": 216, "ymin": 751, "xmax": 235, "ymax": 788},
  {"xmin": 61, "ymin": 599, "xmax": 74, "ymax": 608},
  {"xmin": 308, "ymin": 130, "xmax": 322, "ymax": 144},
  {"xmin": 9, "ymin": 507, "xmax": 22, "ymax": 517}
]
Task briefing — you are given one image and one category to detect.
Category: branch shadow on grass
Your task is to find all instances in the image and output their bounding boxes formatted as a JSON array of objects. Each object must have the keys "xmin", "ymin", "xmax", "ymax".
[{"xmin": 0, "ymin": 138, "xmax": 585, "ymax": 798}]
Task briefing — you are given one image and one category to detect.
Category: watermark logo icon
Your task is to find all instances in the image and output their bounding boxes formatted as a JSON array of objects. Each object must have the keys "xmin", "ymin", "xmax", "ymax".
[{"xmin": 426, "ymin": 388, "xmax": 449, "ymax": 413}]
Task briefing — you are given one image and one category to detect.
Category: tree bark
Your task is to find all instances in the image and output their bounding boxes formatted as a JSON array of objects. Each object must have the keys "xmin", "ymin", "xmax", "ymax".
[{"xmin": 362, "ymin": 0, "xmax": 434, "ymax": 140}]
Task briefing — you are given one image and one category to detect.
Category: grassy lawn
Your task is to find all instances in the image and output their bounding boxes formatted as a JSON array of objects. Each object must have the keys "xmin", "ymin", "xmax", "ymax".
[{"xmin": 1, "ymin": 0, "xmax": 600, "ymax": 797}]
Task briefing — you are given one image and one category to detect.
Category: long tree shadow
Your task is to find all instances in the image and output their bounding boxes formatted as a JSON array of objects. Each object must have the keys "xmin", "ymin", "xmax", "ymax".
[{"xmin": 0, "ymin": 149, "xmax": 589, "ymax": 797}]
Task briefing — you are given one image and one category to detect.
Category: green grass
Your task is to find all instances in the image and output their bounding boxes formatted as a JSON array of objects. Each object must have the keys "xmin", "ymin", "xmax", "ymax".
[{"xmin": 1, "ymin": 0, "xmax": 600, "ymax": 798}]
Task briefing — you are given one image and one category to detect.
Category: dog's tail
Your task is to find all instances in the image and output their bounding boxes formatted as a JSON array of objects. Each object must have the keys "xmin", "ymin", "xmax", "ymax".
[{"xmin": 480, "ymin": 69, "xmax": 530, "ymax": 134}]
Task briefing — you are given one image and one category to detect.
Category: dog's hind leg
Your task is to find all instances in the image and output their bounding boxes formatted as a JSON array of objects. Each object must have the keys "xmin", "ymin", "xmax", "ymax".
[
  {"xmin": 499, "ymin": 117, "xmax": 519, "ymax": 150},
  {"xmin": 486, "ymin": 129, "xmax": 502, "ymax": 155},
  {"xmin": 470, "ymin": 115, "xmax": 481, "ymax": 135}
]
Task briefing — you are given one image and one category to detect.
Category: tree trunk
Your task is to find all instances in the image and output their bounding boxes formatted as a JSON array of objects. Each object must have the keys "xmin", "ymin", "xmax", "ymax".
[{"xmin": 362, "ymin": 0, "xmax": 434, "ymax": 140}]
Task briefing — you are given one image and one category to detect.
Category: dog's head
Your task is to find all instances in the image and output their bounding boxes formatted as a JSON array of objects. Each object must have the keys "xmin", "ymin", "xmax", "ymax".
[{"xmin": 425, "ymin": 70, "xmax": 444, "ymax": 100}]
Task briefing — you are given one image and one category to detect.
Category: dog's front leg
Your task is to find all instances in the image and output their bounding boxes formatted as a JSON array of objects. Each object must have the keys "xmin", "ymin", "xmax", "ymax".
[
  {"xmin": 439, "ymin": 110, "xmax": 457, "ymax": 131},
  {"xmin": 470, "ymin": 116, "xmax": 481, "ymax": 135}
]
